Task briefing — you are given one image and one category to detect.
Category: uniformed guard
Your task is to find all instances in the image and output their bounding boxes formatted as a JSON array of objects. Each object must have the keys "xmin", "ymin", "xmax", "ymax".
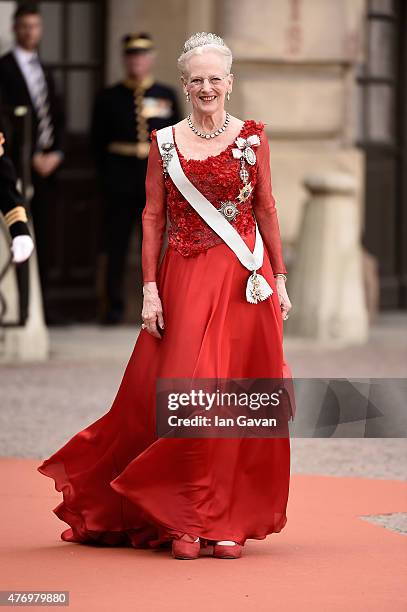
[
  {"xmin": 0, "ymin": 130, "xmax": 34, "ymax": 326},
  {"xmin": 91, "ymin": 32, "xmax": 181, "ymax": 325},
  {"xmin": 0, "ymin": 131, "xmax": 34, "ymax": 263}
]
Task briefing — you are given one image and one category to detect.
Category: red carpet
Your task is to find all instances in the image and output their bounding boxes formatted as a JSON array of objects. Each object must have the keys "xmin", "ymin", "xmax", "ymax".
[{"xmin": 0, "ymin": 458, "xmax": 405, "ymax": 611}]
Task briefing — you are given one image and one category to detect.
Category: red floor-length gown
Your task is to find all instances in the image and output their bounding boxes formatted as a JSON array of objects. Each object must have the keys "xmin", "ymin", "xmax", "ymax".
[{"xmin": 38, "ymin": 119, "xmax": 293, "ymax": 548}]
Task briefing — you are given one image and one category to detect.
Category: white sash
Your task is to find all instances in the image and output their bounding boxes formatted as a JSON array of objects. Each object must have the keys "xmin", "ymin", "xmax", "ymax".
[{"xmin": 156, "ymin": 125, "xmax": 273, "ymax": 304}]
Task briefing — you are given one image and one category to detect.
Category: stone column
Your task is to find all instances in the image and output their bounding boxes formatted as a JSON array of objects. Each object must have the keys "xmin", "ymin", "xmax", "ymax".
[
  {"xmin": 285, "ymin": 172, "xmax": 368, "ymax": 344},
  {"xmin": 216, "ymin": 0, "xmax": 367, "ymax": 291},
  {"xmin": 0, "ymin": 219, "xmax": 49, "ymax": 363}
]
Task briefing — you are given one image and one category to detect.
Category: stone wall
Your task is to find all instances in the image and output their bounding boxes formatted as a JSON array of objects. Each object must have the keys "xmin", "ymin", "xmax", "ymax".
[
  {"xmin": 106, "ymin": 0, "xmax": 367, "ymax": 258},
  {"xmin": 0, "ymin": 2, "xmax": 14, "ymax": 54}
]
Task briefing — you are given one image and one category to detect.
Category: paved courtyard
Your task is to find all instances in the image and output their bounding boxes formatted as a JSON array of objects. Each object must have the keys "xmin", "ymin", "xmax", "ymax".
[
  {"xmin": 0, "ymin": 312, "xmax": 406, "ymax": 530},
  {"xmin": 1, "ymin": 313, "xmax": 406, "ymax": 471},
  {"xmin": 0, "ymin": 313, "xmax": 406, "ymax": 611}
]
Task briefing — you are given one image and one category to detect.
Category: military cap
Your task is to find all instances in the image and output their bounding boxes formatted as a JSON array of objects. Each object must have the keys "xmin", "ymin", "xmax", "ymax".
[{"xmin": 122, "ymin": 32, "xmax": 155, "ymax": 54}]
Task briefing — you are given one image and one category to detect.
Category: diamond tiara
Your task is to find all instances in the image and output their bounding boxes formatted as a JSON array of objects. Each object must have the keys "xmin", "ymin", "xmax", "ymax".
[{"xmin": 182, "ymin": 32, "xmax": 226, "ymax": 54}]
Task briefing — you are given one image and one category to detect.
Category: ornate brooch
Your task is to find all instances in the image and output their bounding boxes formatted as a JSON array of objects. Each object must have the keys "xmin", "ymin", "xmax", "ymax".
[
  {"xmin": 160, "ymin": 142, "xmax": 175, "ymax": 176},
  {"xmin": 217, "ymin": 200, "xmax": 240, "ymax": 221},
  {"xmin": 232, "ymin": 134, "xmax": 260, "ymax": 184}
]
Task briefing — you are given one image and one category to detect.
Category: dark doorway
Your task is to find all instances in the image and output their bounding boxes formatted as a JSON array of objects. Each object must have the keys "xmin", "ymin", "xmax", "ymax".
[
  {"xmin": 37, "ymin": 0, "xmax": 107, "ymax": 320},
  {"xmin": 357, "ymin": 0, "xmax": 407, "ymax": 309}
]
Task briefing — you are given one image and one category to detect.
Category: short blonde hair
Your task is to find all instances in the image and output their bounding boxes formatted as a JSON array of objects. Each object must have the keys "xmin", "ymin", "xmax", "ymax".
[{"xmin": 177, "ymin": 32, "xmax": 233, "ymax": 77}]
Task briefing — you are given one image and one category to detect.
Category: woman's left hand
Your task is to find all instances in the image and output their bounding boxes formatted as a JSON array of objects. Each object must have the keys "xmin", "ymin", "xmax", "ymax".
[{"xmin": 275, "ymin": 277, "xmax": 292, "ymax": 321}]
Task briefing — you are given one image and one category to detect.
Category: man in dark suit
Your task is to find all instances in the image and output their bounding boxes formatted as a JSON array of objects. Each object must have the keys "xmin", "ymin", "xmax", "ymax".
[
  {"xmin": 0, "ymin": 2, "xmax": 64, "ymax": 323},
  {"xmin": 91, "ymin": 32, "xmax": 181, "ymax": 324}
]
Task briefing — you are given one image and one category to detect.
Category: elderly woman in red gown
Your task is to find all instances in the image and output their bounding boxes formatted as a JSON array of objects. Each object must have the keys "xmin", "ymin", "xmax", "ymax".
[{"xmin": 38, "ymin": 31, "xmax": 293, "ymax": 560}]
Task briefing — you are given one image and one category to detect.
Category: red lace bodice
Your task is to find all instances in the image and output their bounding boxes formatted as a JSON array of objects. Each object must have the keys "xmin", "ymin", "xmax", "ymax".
[{"xmin": 142, "ymin": 119, "xmax": 287, "ymax": 282}]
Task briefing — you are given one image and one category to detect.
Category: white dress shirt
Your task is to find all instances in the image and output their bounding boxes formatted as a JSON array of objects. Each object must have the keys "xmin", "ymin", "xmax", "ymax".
[
  {"xmin": 12, "ymin": 45, "xmax": 61, "ymax": 155},
  {"xmin": 12, "ymin": 45, "xmax": 47, "ymax": 107}
]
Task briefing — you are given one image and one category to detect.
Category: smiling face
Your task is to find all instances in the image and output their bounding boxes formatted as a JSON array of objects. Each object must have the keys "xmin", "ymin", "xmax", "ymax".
[{"xmin": 182, "ymin": 50, "xmax": 233, "ymax": 116}]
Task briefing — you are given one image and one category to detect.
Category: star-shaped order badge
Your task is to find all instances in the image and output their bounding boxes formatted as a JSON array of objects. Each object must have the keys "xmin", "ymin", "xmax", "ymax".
[
  {"xmin": 217, "ymin": 200, "xmax": 240, "ymax": 221},
  {"xmin": 237, "ymin": 181, "xmax": 254, "ymax": 203}
]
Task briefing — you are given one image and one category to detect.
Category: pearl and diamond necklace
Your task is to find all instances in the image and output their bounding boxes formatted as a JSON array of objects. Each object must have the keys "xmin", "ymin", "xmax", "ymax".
[{"xmin": 187, "ymin": 112, "xmax": 230, "ymax": 139}]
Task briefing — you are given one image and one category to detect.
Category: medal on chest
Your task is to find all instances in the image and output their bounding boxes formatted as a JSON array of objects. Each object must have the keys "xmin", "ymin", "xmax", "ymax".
[
  {"xmin": 217, "ymin": 200, "xmax": 240, "ymax": 221},
  {"xmin": 217, "ymin": 132, "xmax": 260, "ymax": 222},
  {"xmin": 232, "ymin": 134, "xmax": 260, "ymax": 185},
  {"xmin": 237, "ymin": 182, "xmax": 254, "ymax": 203}
]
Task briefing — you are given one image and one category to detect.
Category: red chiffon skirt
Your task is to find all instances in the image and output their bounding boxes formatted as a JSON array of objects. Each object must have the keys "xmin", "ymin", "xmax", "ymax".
[{"xmin": 38, "ymin": 229, "xmax": 292, "ymax": 548}]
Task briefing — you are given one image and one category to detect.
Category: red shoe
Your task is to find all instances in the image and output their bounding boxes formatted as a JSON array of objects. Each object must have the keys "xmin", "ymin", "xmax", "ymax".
[
  {"xmin": 213, "ymin": 542, "xmax": 242, "ymax": 559},
  {"xmin": 172, "ymin": 534, "xmax": 200, "ymax": 560}
]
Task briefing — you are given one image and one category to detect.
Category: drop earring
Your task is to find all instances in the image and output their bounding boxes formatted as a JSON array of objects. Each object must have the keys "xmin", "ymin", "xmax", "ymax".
[
  {"xmin": 227, "ymin": 91, "xmax": 231, "ymax": 101},
  {"xmin": 186, "ymin": 91, "xmax": 190, "ymax": 102}
]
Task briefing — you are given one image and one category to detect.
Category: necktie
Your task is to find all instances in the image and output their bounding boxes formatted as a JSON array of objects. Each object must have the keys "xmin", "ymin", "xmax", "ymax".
[{"xmin": 29, "ymin": 56, "xmax": 54, "ymax": 150}]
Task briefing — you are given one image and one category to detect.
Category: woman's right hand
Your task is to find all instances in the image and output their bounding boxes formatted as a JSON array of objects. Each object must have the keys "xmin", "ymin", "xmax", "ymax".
[{"xmin": 141, "ymin": 282, "xmax": 165, "ymax": 339}]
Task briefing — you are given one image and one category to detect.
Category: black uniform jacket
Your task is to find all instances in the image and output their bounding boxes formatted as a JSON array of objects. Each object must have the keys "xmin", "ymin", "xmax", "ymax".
[
  {"xmin": 91, "ymin": 80, "xmax": 181, "ymax": 195},
  {"xmin": 0, "ymin": 153, "xmax": 30, "ymax": 238},
  {"xmin": 0, "ymin": 106, "xmax": 30, "ymax": 239}
]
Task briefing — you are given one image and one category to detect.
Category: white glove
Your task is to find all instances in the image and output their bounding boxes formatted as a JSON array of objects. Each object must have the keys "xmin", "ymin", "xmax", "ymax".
[{"xmin": 11, "ymin": 235, "xmax": 35, "ymax": 263}]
